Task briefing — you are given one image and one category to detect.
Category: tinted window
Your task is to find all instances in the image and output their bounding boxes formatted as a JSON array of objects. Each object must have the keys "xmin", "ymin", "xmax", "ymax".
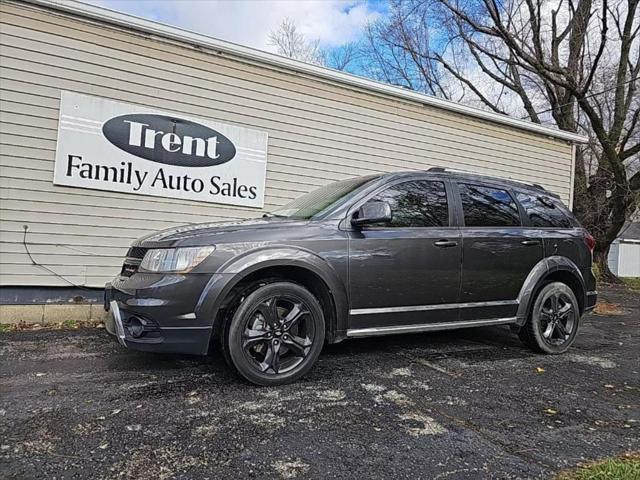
[
  {"xmin": 459, "ymin": 184, "xmax": 520, "ymax": 227},
  {"xmin": 516, "ymin": 192, "xmax": 573, "ymax": 228},
  {"xmin": 371, "ymin": 180, "xmax": 449, "ymax": 227}
]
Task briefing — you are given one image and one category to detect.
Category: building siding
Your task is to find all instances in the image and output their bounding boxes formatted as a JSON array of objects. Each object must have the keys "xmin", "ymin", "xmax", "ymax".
[
  {"xmin": 0, "ymin": 1, "xmax": 574, "ymax": 287},
  {"xmin": 608, "ymin": 241, "xmax": 640, "ymax": 278}
]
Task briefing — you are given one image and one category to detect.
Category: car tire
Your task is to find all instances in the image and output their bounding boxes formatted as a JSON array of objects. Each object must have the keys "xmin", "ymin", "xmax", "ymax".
[
  {"xmin": 519, "ymin": 281, "xmax": 581, "ymax": 354},
  {"xmin": 224, "ymin": 281, "xmax": 325, "ymax": 386}
]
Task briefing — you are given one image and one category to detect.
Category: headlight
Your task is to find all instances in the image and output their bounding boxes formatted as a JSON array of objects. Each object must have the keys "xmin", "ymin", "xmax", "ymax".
[{"xmin": 140, "ymin": 246, "xmax": 215, "ymax": 273}]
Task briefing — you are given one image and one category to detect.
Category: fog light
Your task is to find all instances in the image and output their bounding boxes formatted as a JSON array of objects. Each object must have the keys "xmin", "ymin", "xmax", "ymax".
[{"xmin": 127, "ymin": 316, "xmax": 145, "ymax": 338}]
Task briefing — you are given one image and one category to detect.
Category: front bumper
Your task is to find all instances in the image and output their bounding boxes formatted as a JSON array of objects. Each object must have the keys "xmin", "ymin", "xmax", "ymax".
[
  {"xmin": 105, "ymin": 300, "xmax": 127, "ymax": 346},
  {"xmin": 104, "ymin": 273, "xmax": 213, "ymax": 355}
]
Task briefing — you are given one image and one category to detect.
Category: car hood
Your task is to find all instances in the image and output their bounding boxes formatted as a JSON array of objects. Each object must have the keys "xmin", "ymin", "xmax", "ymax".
[{"xmin": 135, "ymin": 217, "xmax": 309, "ymax": 247}]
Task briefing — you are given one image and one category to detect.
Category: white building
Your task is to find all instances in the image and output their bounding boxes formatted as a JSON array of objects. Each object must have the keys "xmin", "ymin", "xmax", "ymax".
[{"xmin": 608, "ymin": 223, "xmax": 640, "ymax": 278}]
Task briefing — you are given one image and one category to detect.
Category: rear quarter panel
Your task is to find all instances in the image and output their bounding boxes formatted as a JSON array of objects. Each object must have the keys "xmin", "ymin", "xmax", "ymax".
[{"xmin": 539, "ymin": 228, "xmax": 591, "ymax": 268}]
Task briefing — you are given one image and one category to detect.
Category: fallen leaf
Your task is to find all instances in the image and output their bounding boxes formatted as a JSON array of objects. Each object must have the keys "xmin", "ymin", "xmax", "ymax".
[
  {"xmin": 604, "ymin": 384, "xmax": 614, "ymax": 388},
  {"xmin": 536, "ymin": 367, "xmax": 545, "ymax": 373},
  {"xmin": 98, "ymin": 443, "xmax": 109, "ymax": 449},
  {"xmin": 593, "ymin": 301, "xmax": 624, "ymax": 315},
  {"xmin": 544, "ymin": 408, "xmax": 558, "ymax": 415},
  {"xmin": 111, "ymin": 409, "xmax": 121, "ymax": 415}
]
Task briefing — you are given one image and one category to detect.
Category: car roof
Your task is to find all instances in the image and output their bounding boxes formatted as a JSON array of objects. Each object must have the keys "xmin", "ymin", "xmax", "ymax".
[{"xmin": 377, "ymin": 168, "xmax": 557, "ymax": 198}]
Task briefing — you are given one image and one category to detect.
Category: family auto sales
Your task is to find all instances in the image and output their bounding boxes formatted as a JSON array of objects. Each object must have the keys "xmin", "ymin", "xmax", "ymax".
[
  {"xmin": 65, "ymin": 156, "xmax": 258, "ymax": 200},
  {"xmin": 54, "ymin": 92, "xmax": 269, "ymax": 208}
]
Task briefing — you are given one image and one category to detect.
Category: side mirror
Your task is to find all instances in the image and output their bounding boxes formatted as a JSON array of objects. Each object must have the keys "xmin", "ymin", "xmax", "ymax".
[{"xmin": 351, "ymin": 200, "xmax": 392, "ymax": 227}]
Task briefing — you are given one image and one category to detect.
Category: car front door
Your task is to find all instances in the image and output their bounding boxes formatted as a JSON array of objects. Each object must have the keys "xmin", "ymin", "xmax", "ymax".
[
  {"xmin": 455, "ymin": 182, "xmax": 544, "ymax": 321},
  {"xmin": 347, "ymin": 178, "xmax": 462, "ymax": 331}
]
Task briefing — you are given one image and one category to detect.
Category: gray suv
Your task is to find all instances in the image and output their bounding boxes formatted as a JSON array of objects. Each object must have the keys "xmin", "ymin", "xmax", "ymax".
[{"xmin": 105, "ymin": 169, "xmax": 597, "ymax": 385}]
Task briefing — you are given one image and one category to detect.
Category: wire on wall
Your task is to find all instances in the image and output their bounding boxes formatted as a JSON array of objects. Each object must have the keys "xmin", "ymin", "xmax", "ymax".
[{"xmin": 22, "ymin": 224, "xmax": 95, "ymax": 291}]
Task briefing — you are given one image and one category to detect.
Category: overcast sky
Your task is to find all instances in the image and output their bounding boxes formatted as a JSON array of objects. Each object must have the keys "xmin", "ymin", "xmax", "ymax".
[{"xmin": 90, "ymin": 0, "xmax": 384, "ymax": 53}]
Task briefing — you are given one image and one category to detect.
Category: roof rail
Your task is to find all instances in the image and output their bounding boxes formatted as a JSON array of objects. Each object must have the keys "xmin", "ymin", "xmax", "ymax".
[{"xmin": 426, "ymin": 167, "xmax": 546, "ymax": 191}]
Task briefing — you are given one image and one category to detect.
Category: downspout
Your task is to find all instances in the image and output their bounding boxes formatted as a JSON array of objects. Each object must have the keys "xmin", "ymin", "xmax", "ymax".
[{"xmin": 568, "ymin": 143, "xmax": 576, "ymax": 210}]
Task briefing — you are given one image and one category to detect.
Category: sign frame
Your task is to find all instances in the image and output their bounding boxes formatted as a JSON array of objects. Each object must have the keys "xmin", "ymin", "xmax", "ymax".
[{"xmin": 54, "ymin": 91, "xmax": 269, "ymax": 208}]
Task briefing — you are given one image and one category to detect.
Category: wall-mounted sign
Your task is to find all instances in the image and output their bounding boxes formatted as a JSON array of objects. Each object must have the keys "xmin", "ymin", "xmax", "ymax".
[{"xmin": 54, "ymin": 91, "xmax": 268, "ymax": 207}]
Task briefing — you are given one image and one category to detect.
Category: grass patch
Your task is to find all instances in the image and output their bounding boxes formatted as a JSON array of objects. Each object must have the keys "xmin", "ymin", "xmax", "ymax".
[
  {"xmin": 621, "ymin": 277, "xmax": 640, "ymax": 292},
  {"xmin": 61, "ymin": 319, "xmax": 79, "ymax": 329},
  {"xmin": 557, "ymin": 452, "xmax": 640, "ymax": 480},
  {"xmin": 0, "ymin": 324, "xmax": 13, "ymax": 333}
]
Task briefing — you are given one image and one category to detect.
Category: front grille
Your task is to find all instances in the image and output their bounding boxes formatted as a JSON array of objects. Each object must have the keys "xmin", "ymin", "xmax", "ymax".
[
  {"xmin": 121, "ymin": 247, "xmax": 148, "ymax": 277},
  {"xmin": 127, "ymin": 247, "xmax": 148, "ymax": 259},
  {"xmin": 121, "ymin": 263, "xmax": 139, "ymax": 277}
]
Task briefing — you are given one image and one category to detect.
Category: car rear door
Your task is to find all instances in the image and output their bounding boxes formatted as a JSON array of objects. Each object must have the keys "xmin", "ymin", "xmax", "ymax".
[
  {"xmin": 347, "ymin": 178, "xmax": 462, "ymax": 330},
  {"xmin": 455, "ymin": 182, "xmax": 544, "ymax": 321}
]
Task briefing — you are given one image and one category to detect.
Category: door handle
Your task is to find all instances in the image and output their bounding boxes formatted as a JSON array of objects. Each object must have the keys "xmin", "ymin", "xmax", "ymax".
[
  {"xmin": 521, "ymin": 240, "xmax": 540, "ymax": 246},
  {"xmin": 434, "ymin": 239, "xmax": 458, "ymax": 248}
]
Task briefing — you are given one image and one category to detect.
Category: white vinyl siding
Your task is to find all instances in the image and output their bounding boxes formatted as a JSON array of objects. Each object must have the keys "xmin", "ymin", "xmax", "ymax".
[{"xmin": 0, "ymin": 1, "xmax": 574, "ymax": 287}]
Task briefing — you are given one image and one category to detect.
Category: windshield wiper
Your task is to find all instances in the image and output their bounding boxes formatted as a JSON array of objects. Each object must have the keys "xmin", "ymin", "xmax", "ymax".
[{"xmin": 262, "ymin": 212, "xmax": 288, "ymax": 218}]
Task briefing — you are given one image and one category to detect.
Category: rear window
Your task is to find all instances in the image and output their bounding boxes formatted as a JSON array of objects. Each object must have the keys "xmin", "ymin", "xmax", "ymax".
[
  {"xmin": 516, "ymin": 192, "xmax": 574, "ymax": 228},
  {"xmin": 458, "ymin": 184, "xmax": 521, "ymax": 227}
]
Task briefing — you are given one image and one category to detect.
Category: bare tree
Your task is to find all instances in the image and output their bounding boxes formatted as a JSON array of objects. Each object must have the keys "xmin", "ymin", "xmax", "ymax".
[
  {"xmin": 269, "ymin": 18, "xmax": 324, "ymax": 65},
  {"xmin": 363, "ymin": 0, "xmax": 640, "ymax": 280},
  {"xmin": 325, "ymin": 42, "xmax": 361, "ymax": 71},
  {"xmin": 269, "ymin": 18, "xmax": 359, "ymax": 71}
]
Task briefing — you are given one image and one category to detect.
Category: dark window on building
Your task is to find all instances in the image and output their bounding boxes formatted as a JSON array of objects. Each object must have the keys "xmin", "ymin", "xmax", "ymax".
[
  {"xmin": 371, "ymin": 180, "xmax": 449, "ymax": 227},
  {"xmin": 516, "ymin": 192, "xmax": 573, "ymax": 228},
  {"xmin": 459, "ymin": 183, "xmax": 520, "ymax": 227}
]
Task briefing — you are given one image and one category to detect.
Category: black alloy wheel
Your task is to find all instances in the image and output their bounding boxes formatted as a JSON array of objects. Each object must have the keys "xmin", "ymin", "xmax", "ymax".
[
  {"xmin": 519, "ymin": 281, "xmax": 581, "ymax": 354},
  {"xmin": 225, "ymin": 282, "xmax": 325, "ymax": 385},
  {"xmin": 538, "ymin": 290, "xmax": 576, "ymax": 346}
]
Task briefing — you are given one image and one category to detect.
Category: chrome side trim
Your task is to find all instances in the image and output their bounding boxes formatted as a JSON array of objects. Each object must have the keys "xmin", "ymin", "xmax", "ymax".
[
  {"xmin": 349, "ymin": 299, "xmax": 518, "ymax": 316},
  {"xmin": 346, "ymin": 317, "xmax": 517, "ymax": 338},
  {"xmin": 161, "ymin": 326, "xmax": 211, "ymax": 330}
]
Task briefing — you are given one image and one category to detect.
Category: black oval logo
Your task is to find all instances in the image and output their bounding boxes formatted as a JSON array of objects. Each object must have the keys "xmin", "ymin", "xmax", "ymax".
[{"xmin": 102, "ymin": 114, "xmax": 236, "ymax": 167}]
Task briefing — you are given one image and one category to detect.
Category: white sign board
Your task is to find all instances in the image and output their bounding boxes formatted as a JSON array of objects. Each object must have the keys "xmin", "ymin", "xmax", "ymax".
[{"xmin": 54, "ymin": 91, "xmax": 268, "ymax": 207}]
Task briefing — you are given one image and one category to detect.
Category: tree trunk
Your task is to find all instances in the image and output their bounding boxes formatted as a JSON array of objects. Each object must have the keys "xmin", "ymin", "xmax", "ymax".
[{"xmin": 593, "ymin": 246, "xmax": 621, "ymax": 284}]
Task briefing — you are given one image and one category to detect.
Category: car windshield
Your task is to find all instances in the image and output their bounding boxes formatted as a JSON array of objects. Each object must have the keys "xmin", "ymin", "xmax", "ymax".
[{"xmin": 267, "ymin": 175, "xmax": 379, "ymax": 220}]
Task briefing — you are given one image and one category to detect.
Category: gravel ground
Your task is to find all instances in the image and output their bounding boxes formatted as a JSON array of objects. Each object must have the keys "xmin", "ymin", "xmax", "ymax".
[{"xmin": 1, "ymin": 285, "xmax": 638, "ymax": 479}]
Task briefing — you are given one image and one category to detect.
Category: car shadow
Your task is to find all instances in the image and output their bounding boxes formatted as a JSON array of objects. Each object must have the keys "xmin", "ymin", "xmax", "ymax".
[{"xmin": 106, "ymin": 325, "xmax": 536, "ymax": 379}]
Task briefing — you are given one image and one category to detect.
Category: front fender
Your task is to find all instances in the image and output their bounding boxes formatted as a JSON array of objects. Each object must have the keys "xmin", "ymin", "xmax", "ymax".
[
  {"xmin": 194, "ymin": 246, "xmax": 349, "ymax": 342},
  {"xmin": 515, "ymin": 255, "xmax": 585, "ymax": 325}
]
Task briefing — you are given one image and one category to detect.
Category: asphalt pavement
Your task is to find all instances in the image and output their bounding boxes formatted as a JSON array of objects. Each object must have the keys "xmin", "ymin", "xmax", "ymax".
[{"xmin": 1, "ymin": 285, "xmax": 638, "ymax": 479}]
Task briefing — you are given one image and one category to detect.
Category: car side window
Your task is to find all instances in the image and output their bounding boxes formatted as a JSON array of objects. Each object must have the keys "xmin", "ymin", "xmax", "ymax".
[
  {"xmin": 370, "ymin": 180, "xmax": 449, "ymax": 227},
  {"xmin": 458, "ymin": 183, "xmax": 520, "ymax": 227},
  {"xmin": 516, "ymin": 192, "xmax": 573, "ymax": 228}
]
